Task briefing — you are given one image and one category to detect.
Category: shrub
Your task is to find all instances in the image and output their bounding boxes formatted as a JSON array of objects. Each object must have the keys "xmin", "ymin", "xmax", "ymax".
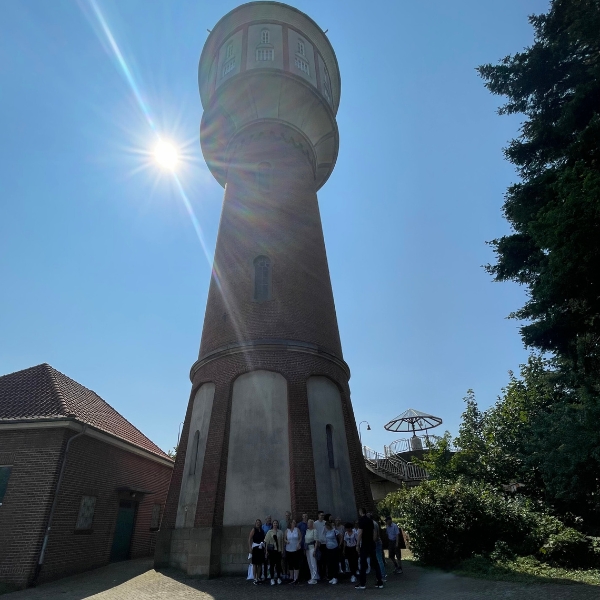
[
  {"xmin": 539, "ymin": 529, "xmax": 600, "ymax": 568},
  {"xmin": 379, "ymin": 478, "xmax": 562, "ymax": 567}
]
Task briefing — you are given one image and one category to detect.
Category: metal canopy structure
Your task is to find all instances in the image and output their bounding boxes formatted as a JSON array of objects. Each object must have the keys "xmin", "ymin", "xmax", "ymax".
[{"xmin": 384, "ymin": 408, "xmax": 442, "ymax": 434}]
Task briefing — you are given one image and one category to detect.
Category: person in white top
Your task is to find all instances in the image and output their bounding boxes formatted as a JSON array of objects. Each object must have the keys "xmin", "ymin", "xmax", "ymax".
[
  {"xmin": 324, "ymin": 521, "xmax": 341, "ymax": 584},
  {"xmin": 385, "ymin": 516, "xmax": 404, "ymax": 574},
  {"xmin": 314, "ymin": 510, "xmax": 327, "ymax": 580},
  {"xmin": 284, "ymin": 519, "xmax": 302, "ymax": 585},
  {"xmin": 304, "ymin": 519, "xmax": 319, "ymax": 584},
  {"xmin": 342, "ymin": 522, "xmax": 359, "ymax": 583}
]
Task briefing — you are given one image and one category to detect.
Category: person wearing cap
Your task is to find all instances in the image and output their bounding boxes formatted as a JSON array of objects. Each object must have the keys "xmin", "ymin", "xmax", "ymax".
[{"xmin": 385, "ymin": 516, "xmax": 404, "ymax": 574}]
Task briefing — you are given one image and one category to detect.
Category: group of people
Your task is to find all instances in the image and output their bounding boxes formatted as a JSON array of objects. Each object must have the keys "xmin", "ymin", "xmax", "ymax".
[{"xmin": 248, "ymin": 508, "xmax": 405, "ymax": 589}]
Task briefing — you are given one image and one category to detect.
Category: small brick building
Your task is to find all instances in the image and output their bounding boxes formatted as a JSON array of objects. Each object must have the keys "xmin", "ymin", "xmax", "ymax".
[{"xmin": 0, "ymin": 364, "xmax": 173, "ymax": 590}]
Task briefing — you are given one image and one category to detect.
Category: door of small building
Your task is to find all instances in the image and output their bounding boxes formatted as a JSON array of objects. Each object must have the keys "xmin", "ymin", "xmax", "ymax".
[{"xmin": 110, "ymin": 500, "xmax": 137, "ymax": 562}]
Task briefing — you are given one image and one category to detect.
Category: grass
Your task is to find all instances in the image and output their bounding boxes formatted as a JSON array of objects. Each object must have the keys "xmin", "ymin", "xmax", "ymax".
[
  {"xmin": 453, "ymin": 555, "xmax": 600, "ymax": 586},
  {"xmin": 400, "ymin": 550, "xmax": 600, "ymax": 586}
]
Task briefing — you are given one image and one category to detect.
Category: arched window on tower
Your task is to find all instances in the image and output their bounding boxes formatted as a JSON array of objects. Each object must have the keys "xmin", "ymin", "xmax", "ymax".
[
  {"xmin": 254, "ymin": 255, "xmax": 271, "ymax": 302},
  {"xmin": 326, "ymin": 425, "xmax": 335, "ymax": 468},
  {"xmin": 256, "ymin": 29, "xmax": 274, "ymax": 62},
  {"xmin": 222, "ymin": 42, "xmax": 236, "ymax": 77},
  {"xmin": 189, "ymin": 430, "xmax": 200, "ymax": 476},
  {"xmin": 294, "ymin": 38, "xmax": 309, "ymax": 75},
  {"xmin": 256, "ymin": 161, "xmax": 272, "ymax": 192}
]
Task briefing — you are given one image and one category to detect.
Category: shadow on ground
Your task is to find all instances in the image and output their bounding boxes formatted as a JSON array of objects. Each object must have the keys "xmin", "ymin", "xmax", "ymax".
[{"xmin": 4, "ymin": 557, "xmax": 600, "ymax": 599}]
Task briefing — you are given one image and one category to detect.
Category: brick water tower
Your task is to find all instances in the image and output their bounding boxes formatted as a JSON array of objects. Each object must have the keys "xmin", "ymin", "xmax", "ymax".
[{"xmin": 155, "ymin": 1, "xmax": 373, "ymax": 576}]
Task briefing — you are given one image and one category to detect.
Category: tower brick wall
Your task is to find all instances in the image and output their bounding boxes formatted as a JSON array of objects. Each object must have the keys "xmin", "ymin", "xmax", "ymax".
[
  {"xmin": 198, "ymin": 125, "xmax": 343, "ymax": 359},
  {"xmin": 156, "ymin": 2, "xmax": 374, "ymax": 578}
]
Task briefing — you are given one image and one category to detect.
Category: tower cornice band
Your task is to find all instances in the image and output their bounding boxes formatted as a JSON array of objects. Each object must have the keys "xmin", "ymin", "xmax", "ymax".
[{"xmin": 191, "ymin": 338, "xmax": 351, "ymax": 380}]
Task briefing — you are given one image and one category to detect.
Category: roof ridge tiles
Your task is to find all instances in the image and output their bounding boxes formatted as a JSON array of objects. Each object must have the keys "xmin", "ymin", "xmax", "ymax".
[
  {"xmin": 0, "ymin": 363, "xmax": 171, "ymax": 461},
  {"xmin": 44, "ymin": 363, "xmax": 70, "ymax": 417}
]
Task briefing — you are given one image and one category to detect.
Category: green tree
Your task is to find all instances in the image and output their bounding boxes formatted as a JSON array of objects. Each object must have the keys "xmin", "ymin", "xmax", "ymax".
[
  {"xmin": 420, "ymin": 357, "xmax": 600, "ymax": 530},
  {"xmin": 479, "ymin": 0, "xmax": 600, "ymax": 376}
]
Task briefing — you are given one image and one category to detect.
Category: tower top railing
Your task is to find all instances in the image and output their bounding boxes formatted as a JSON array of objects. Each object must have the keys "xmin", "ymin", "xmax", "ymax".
[
  {"xmin": 362, "ymin": 445, "xmax": 427, "ymax": 482},
  {"xmin": 385, "ymin": 434, "xmax": 458, "ymax": 455}
]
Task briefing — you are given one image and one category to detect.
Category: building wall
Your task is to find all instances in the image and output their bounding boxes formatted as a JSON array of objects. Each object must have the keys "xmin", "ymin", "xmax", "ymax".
[
  {"xmin": 197, "ymin": 126, "xmax": 343, "ymax": 359},
  {"xmin": 223, "ymin": 370, "xmax": 290, "ymax": 526},
  {"xmin": 161, "ymin": 130, "xmax": 374, "ymax": 542},
  {"xmin": 38, "ymin": 433, "xmax": 172, "ymax": 584},
  {"xmin": 163, "ymin": 351, "xmax": 373, "ymax": 534},
  {"xmin": 307, "ymin": 376, "xmax": 356, "ymax": 521},
  {"xmin": 176, "ymin": 383, "xmax": 215, "ymax": 528},
  {"xmin": 0, "ymin": 427, "xmax": 172, "ymax": 588},
  {"xmin": 0, "ymin": 428, "xmax": 65, "ymax": 589}
]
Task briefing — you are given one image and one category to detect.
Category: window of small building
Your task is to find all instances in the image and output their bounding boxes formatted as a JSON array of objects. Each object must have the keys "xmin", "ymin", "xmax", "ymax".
[
  {"xmin": 326, "ymin": 425, "xmax": 335, "ymax": 468},
  {"xmin": 261, "ymin": 29, "xmax": 270, "ymax": 44},
  {"xmin": 150, "ymin": 503, "xmax": 161, "ymax": 531},
  {"xmin": 254, "ymin": 256, "xmax": 271, "ymax": 302},
  {"xmin": 225, "ymin": 42, "xmax": 234, "ymax": 59},
  {"xmin": 75, "ymin": 495, "xmax": 97, "ymax": 531},
  {"xmin": 0, "ymin": 466, "xmax": 12, "ymax": 505},
  {"xmin": 297, "ymin": 39, "xmax": 305, "ymax": 56}
]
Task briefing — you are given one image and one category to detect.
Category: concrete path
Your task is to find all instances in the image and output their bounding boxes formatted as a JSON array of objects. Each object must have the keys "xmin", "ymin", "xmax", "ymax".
[{"xmin": 6, "ymin": 558, "xmax": 599, "ymax": 599}]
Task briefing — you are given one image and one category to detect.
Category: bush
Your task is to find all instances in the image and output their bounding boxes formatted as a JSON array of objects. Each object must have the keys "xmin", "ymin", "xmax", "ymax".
[
  {"xmin": 379, "ymin": 478, "xmax": 562, "ymax": 567},
  {"xmin": 539, "ymin": 529, "xmax": 600, "ymax": 568}
]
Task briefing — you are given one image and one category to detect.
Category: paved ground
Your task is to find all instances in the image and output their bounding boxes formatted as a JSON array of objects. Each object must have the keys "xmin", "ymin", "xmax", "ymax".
[{"xmin": 6, "ymin": 558, "xmax": 599, "ymax": 599}]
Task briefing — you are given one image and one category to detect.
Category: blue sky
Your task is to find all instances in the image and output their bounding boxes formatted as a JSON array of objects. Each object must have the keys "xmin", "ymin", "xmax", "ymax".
[{"xmin": 0, "ymin": 0, "xmax": 550, "ymax": 454}]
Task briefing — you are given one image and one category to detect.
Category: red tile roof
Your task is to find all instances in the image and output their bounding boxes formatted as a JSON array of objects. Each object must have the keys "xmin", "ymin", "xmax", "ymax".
[{"xmin": 0, "ymin": 364, "xmax": 171, "ymax": 461}]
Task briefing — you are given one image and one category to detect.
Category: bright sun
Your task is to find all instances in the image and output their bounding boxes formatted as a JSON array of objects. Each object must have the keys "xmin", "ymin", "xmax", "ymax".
[{"xmin": 154, "ymin": 141, "xmax": 178, "ymax": 170}]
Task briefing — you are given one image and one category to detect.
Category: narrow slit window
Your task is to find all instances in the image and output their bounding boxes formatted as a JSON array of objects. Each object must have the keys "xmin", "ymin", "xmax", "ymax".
[
  {"xmin": 326, "ymin": 425, "xmax": 335, "ymax": 468},
  {"xmin": 254, "ymin": 256, "xmax": 271, "ymax": 302},
  {"xmin": 297, "ymin": 40, "xmax": 305, "ymax": 56},
  {"xmin": 261, "ymin": 29, "xmax": 270, "ymax": 44},
  {"xmin": 256, "ymin": 161, "xmax": 272, "ymax": 191},
  {"xmin": 190, "ymin": 430, "xmax": 200, "ymax": 476},
  {"xmin": 322, "ymin": 67, "xmax": 332, "ymax": 103}
]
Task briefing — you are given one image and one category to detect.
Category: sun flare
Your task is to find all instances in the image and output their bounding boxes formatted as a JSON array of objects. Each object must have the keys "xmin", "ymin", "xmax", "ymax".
[{"xmin": 154, "ymin": 141, "xmax": 178, "ymax": 170}]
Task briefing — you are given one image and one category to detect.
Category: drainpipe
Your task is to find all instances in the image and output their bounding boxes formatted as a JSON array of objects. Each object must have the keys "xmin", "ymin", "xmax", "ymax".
[{"xmin": 32, "ymin": 424, "xmax": 87, "ymax": 585}]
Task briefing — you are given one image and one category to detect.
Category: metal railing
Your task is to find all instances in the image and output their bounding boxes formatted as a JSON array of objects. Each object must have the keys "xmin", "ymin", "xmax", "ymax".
[
  {"xmin": 363, "ymin": 446, "xmax": 427, "ymax": 482},
  {"xmin": 385, "ymin": 434, "xmax": 456, "ymax": 455}
]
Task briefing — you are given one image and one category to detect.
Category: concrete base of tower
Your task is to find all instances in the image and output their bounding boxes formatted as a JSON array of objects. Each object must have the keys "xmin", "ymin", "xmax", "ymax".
[
  {"xmin": 157, "ymin": 350, "xmax": 374, "ymax": 579},
  {"xmin": 154, "ymin": 526, "xmax": 250, "ymax": 578}
]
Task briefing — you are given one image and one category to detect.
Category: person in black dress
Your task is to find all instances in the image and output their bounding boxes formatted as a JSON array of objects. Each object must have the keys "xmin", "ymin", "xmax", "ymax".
[
  {"xmin": 356, "ymin": 508, "xmax": 383, "ymax": 589},
  {"xmin": 248, "ymin": 518, "xmax": 266, "ymax": 584}
]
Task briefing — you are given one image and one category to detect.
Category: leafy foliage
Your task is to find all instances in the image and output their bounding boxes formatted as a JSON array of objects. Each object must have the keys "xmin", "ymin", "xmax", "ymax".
[
  {"xmin": 540, "ymin": 528, "xmax": 600, "ymax": 568},
  {"xmin": 479, "ymin": 0, "xmax": 600, "ymax": 374},
  {"xmin": 418, "ymin": 356, "xmax": 600, "ymax": 529},
  {"xmin": 378, "ymin": 478, "xmax": 562, "ymax": 567},
  {"xmin": 456, "ymin": 554, "xmax": 600, "ymax": 586}
]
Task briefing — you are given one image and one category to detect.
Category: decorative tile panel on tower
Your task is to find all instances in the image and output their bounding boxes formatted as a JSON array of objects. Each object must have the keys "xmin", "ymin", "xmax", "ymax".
[{"xmin": 155, "ymin": 1, "xmax": 373, "ymax": 578}]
